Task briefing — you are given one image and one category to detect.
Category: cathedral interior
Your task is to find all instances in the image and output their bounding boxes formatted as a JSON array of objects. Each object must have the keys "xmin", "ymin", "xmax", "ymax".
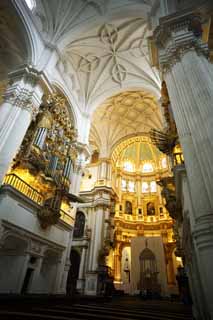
[{"xmin": 0, "ymin": 0, "xmax": 213, "ymax": 319}]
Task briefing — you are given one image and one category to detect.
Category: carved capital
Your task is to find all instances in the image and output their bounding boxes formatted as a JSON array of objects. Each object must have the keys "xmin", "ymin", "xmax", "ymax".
[
  {"xmin": 153, "ymin": 12, "xmax": 209, "ymax": 72},
  {"xmin": 192, "ymin": 214, "xmax": 213, "ymax": 250},
  {"xmin": 3, "ymin": 65, "xmax": 42, "ymax": 118}
]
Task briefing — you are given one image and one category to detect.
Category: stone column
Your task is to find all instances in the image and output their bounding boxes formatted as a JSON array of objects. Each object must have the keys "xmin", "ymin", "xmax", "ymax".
[
  {"xmin": 17, "ymin": 253, "xmax": 31, "ymax": 293},
  {"xmin": 59, "ymin": 230, "xmax": 73, "ymax": 294},
  {"xmin": 70, "ymin": 162, "xmax": 83, "ymax": 195},
  {"xmin": 29, "ymin": 256, "xmax": 44, "ymax": 293},
  {"xmin": 53, "ymin": 257, "xmax": 64, "ymax": 294},
  {"xmin": 92, "ymin": 206, "xmax": 105, "ymax": 271},
  {"xmin": 136, "ymin": 175, "xmax": 141, "ymax": 207},
  {"xmin": 70, "ymin": 143, "xmax": 90, "ymax": 195},
  {"xmin": 117, "ymin": 170, "xmax": 122, "ymax": 202},
  {"xmin": 77, "ymin": 245, "xmax": 87, "ymax": 293},
  {"xmin": 97, "ymin": 158, "xmax": 112, "ymax": 187},
  {"xmin": 153, "ymin": 12, "xmax": 213, "ymax": 319},
  {"xmin": 0, "ymin": 66, "xmax": 43, "ymax": 184}
]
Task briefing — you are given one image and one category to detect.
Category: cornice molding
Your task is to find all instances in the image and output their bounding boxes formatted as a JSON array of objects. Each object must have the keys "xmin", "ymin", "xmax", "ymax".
[{"xmin": 152, "ymin": 10, "xmax": 209, "ymax": 72}]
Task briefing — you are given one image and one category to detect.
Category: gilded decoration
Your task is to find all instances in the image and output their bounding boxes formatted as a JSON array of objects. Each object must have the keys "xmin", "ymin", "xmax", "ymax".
[
  {"xmin": 108, "ymin": 135, "xmax": 175, "ymax": 282},
  {"xmin": 9, "ymin": 93, "xmax": 79, "ymax": 228}
]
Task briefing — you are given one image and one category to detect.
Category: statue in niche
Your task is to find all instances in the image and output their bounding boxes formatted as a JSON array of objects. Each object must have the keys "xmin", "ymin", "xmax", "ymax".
[
  {"xmin": 147, "ymin": 202, "xmax": 155, "ymax": 216},
  {"xmin": 125, "ymin": 200, "xmax": 132, "ymax": 215}
]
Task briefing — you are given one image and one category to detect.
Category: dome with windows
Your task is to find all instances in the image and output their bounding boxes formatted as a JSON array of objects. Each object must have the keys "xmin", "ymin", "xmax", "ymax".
[{"xmin": 112, "ymin": 136, "xmax": 168, "ymax": 174}]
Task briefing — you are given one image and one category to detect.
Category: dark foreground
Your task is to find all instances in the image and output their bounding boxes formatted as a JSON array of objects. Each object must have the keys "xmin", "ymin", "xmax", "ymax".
[{"xmin": 0, "ymin": 295, "xmax": 193, "ymax": 320}]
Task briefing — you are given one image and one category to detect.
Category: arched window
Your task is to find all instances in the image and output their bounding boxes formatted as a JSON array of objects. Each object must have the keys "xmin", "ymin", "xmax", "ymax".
[
  {"xmin": 125, "ymin": 200, "xmax": 132, "ymax": 215},
  {"xmin": 142, "ymin": 163, "xmax": 154, "ymax": 173},
  {"xmin": 123, "ymin": 161, "xmax": 134, "ymax": 172},
  {"xmin": 73, "ymin": 212, "xmax": 85, "ymax": 238}
]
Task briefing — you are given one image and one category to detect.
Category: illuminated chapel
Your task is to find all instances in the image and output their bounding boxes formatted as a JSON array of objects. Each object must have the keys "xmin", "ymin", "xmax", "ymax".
[{"xmin": 0, "ymin": 1, "xmax": 213, "ymax": 319}]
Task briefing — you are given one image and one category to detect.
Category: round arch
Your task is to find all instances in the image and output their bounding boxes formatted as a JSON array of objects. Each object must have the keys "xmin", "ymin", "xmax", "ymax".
[
  {"xmin": 111, "ymin": 135, "xmax": 156, "ymax": 164},
  {"xmin": 9, "ymin": 0, "xmax": 40, "ymax": 66}
]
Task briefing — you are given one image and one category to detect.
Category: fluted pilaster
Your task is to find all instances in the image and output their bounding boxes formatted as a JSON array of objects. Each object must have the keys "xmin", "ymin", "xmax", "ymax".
[{"xmin": 153, "ymin": 9, "xmax": 213, "ymax": 319}]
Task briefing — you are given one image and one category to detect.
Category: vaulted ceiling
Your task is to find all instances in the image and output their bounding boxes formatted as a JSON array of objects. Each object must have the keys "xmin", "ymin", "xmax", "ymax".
[
  {"xmin": 89, "ymin": 90, "xmax": 163, "ymax": 157},
  {"xmin": 30, "ymin": 0, "xmax": 161, "ymax": 113}
]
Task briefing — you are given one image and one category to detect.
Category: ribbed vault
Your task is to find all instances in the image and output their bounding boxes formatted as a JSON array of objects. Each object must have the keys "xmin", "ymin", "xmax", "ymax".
[
  {"xmin": 89, "ymin": 91, "xmax": 163, "ymax": 157},
  {"xmin": 30, "ymin": 0, "xmax": 160, "ymax": 113}
]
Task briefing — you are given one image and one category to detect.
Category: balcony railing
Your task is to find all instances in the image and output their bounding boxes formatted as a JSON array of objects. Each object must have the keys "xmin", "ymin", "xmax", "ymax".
[
  {"xmin": 2, "ymin": 174, "xmax": 75, "ymax": 226},
  {"xmin": 3, "ymin": 174, "xmax": 44, "ymax": 205}
]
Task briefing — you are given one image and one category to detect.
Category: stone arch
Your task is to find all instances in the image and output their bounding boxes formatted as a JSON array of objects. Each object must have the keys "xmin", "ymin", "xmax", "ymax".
[
  {"xmin": 110, "ymin": 133, "xmax": 150, "ymax": 161},
  {"xmin": 0, "ymin": 233, "xmax": 28, "ymax": 293},
  {"xmin": 0, "ymin": 1, "xmax": 34, "ymax": 80}
]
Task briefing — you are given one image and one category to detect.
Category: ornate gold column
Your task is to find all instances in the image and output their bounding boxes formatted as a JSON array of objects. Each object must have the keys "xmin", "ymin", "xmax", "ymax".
[{"xmin": 114, "ymin": 244, "xmax": 122, "ymax": 282}]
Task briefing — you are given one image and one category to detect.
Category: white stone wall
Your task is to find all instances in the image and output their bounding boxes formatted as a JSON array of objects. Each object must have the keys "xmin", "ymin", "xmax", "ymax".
[{"xmin": 0, "ymin": 190, "xmax": 72, "ymax": 294}]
